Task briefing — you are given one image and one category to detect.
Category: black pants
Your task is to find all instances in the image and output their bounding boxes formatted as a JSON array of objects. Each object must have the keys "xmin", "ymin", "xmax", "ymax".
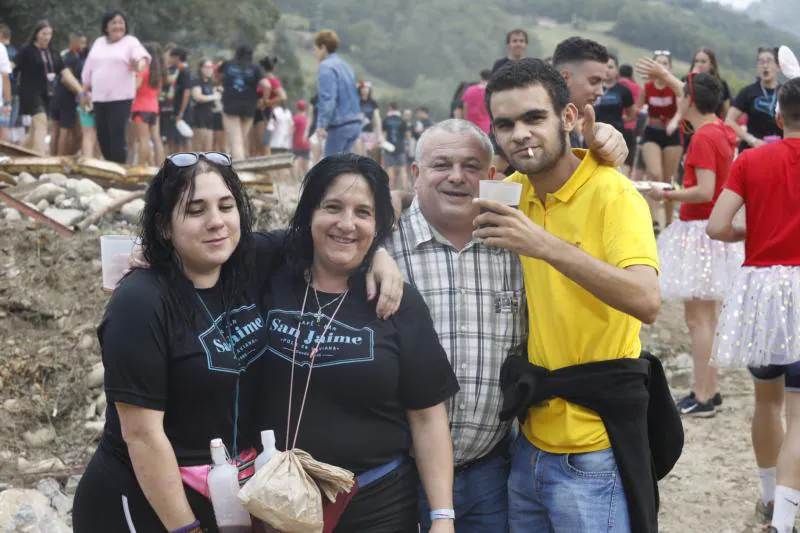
[
  {"xmin": 73, "ymin": 447, "xmax": 219, "ymax": 533},
  {"xmin": 94, "ymin": 99, "xmax": 133, "ymax": 163}
]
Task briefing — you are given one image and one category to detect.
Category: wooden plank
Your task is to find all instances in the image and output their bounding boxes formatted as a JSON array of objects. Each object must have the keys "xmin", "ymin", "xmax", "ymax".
[
  {"xmin": 232, "ymin": 153, "xmax": 294, "ymax": 173},
  {"xmin": 0, "ymin": 140, "xmax": 44, "ymax": 158},
  {"xmin": 0, "ymin": 189, "xmax": 75, "ymax": 238}
]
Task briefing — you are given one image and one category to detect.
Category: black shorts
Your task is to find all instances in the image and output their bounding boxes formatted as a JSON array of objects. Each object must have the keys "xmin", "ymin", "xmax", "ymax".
[
  {"xmin": 132, "ymin": 111, "xmax": 158, "ymax": 126},
  {"xmin": 160, "ymin": 111, "xmax": 186, "ymax": 145},
  {"xmin": 52, "ymin": 102, "xmax": 78, "ymax": 129},
  {"xmin": 223, "ymin": 100, "xmax": 257, "ymax": 119},
  {"xmin": 212, "ymin": 112, "xmax": 223, "ymax": 132},
  {"xmin": 73, "ymin": 447, "xmax": 219, "ymax": 533},
  {"xmin": 624, "ymin": 128, "xmax": 637, "ymax": 166},
  {"xmin": 19, "ymin": 90, "xmax": 50, "ymax": 116},
  {"xmin": 748, "ymin": 361, "xmax": 800, "ymax": 391},
  {"xmin": 192, "ymin": 108, "xmax": 215, "ymax": 130},
  {"xmin": 643, "ymin": 126, "xmax": 681, "ymax": 148}
]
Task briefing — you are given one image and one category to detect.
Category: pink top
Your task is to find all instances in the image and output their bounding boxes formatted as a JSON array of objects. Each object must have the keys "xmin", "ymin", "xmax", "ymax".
[
  {"xmin": 82, "ymin": 35, "xmax": 150, "ymax": 103},
  {"xmin": 461, "ymin": 83, "xmax": 490, "ymax": 134}
]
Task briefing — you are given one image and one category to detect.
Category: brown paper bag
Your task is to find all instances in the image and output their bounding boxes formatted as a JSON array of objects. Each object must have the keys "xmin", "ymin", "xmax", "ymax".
[
  {"xmin": 238, "ymin": 450, "xmax": 324, "ymax": 533},
  {"xmin": 293, "ymin": 449, "xmax": 355, "ymax": 503}
]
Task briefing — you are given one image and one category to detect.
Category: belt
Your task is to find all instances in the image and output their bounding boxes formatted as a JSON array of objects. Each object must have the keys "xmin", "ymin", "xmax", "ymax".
[
  {"xmin": 356, "ymin": 455, "xmax": 405, "ymax": 488},
  {"xmin": 454, "ymin": 438, "xmax": 509, "ymax": 476}
]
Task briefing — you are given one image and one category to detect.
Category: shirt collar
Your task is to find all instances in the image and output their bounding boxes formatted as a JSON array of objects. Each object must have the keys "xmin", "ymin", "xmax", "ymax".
[
  {"xmin": 524, "ymin": 149, "xmax": 598, "ymax": 204},
  {"xmin": 401, "ymin": 198, "xmax": 500, "ymax": 253}
]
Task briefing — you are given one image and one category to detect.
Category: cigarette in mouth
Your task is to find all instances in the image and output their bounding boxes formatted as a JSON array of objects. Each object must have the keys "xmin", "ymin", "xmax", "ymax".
[{"xmin": 527, "ymin": 147, "xmax": 534, "ymax": 158}]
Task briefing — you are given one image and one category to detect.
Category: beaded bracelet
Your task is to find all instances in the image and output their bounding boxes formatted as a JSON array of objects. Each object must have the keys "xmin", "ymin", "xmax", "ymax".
[{"xmin": 169, "ymin": 520, "xmax": 201, "ymax": 533}]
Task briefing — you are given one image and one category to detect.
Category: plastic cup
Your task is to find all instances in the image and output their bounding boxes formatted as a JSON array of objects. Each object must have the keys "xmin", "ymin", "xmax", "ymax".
[
  {"xmin": 100, "ymin": 235, "xmax": 137, "ymax": 292},
  {"xmin": 478, "ymin": 180, "xmax": 523, "ymax": 227}
]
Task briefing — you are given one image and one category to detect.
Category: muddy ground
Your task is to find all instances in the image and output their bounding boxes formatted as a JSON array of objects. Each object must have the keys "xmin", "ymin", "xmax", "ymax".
[{"xmin": 0, "ymin": 189, "xmax": 786, "ymax": 531}]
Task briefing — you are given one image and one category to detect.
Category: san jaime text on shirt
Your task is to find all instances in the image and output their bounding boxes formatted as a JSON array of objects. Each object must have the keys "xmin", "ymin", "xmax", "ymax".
[
  {"xmin": 198, "ymin": 303, "xmax": 268, "ymax": 374},
  {"xmin": 266, "ymin": 309, "xmax": 375, "ymax": 368}
]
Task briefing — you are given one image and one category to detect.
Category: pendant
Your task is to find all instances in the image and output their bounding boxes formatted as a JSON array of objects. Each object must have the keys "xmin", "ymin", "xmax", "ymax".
[{"xmin": 315, "ymin": 312, "xmax": 322, "ymax": 323}]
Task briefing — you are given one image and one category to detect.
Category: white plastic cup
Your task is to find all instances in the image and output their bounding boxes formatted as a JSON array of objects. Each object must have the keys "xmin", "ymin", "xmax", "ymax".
[
  {"xmin": 100, "ymin": 235, "xmax": 137, "ymax": 292},
  {"xmin": 478, "ymin": 180, "xmax": 523, "ymax": 228}
]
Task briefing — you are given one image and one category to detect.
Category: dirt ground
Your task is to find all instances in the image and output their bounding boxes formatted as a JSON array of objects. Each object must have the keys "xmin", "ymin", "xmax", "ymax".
[{"xmin": 0, "ymin": 202, "xmax": 786, "ymax": 532}]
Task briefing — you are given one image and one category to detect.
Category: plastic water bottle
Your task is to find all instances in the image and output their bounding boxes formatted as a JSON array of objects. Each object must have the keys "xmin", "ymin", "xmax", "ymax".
[
  {"xmin": 208, "ymin": 438, "xmax": 251, "ymax": 533},
  {"xmin": 254, "ymin": 430, "xmax": 278, "ymax": 471}
]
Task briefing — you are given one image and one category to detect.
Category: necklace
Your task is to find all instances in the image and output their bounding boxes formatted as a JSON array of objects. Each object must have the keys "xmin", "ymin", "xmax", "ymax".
[{"xmin": 312, "ymin": 286, "xmax": 346, "ymax": 323}]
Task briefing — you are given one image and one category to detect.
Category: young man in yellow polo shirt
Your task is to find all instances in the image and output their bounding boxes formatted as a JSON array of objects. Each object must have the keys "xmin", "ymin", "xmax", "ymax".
[{"xmin": 475, "ymin": 58, "xmax": 661, "ymax": 532}]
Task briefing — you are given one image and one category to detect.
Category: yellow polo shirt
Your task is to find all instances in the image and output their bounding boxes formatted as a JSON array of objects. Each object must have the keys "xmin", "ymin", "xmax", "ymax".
[{"xmin": 506, "ymin": 150, "xmax": 658, "ymax": 454}]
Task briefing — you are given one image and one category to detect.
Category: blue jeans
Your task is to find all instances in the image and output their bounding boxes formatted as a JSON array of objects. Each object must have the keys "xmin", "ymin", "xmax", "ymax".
[
  {"xmin": 324, "ymin": 121, "xmax": 362, "ymax": 157},
  {"xmin": 508, "ymin": 434, "xmax": 630, "ymax": 533},
  {"xmin": 418, "ymin": 453, "xmax": 510, "ymax": 533}
]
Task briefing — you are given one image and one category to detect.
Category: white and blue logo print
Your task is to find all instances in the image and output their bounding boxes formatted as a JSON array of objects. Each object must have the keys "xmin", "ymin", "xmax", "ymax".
[{"xmin": 198, "ymin": 304, "xmax": 267, "ymax": 374}]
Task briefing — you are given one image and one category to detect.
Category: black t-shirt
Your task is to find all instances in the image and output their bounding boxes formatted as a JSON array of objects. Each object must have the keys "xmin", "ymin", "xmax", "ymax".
[
  {"xmin": 733, "ymin": 80, "xmax": 783, "ymax": 151},
  {"xmin": 13, "ymin": 44, "xmax": 64, "ymax": 97},
  {"xmin": 383, "ymin": 114, "xmax": 407, "ymax": 153},
  {"xmin": 492, "ymin": 57, "xmax": 511, "ymax": 73},
  {"xmin": 160, "ymin": 64, "xmax": 191, "ymax": 114},
  {"xmin": 219, "ymin": 61, "xmax": 265, "ymax": 111},
  {"xmin": 257, "ymin": 266, "xmax": 459, "ymax": 474},
  {"xmin": 309, "ymin": 94, "xmax": 319, "ymax": 137},
  {"xmin": 595, "ymin": 83, "xmax": 633, "ymax": 134},
  {"xmin": 413, "ymin": 117, "xmax": 432, "ymax": 140},
  {"xmin": 192, "ymin": 77, "xmax": 217, "ymax": 116},
  {"xmin": 54, "ymin": 50, "xmax": 82, "ymax": 107},
  {"xmin": 360, "ymin": 98, "xmax": 379, "ymax": 132},
  {"xmin": 98, "ymin": 233, "xmax": 282, "ymax": 469}
]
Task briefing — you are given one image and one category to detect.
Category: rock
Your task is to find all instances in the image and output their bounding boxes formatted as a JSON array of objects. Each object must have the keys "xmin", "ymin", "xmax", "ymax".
[
  {"xmin": 84, "ymin": 420, "xmax": 105, "ymax": 432},
  {"xmin": 53, "ymin": 194, "xmax": 67, "ymax": 205},
  {"xmin": 86, "ymin": 362, "xmax": 104, "ymax": 389},
  {"xmin": 27, "ymin": 183, "xmax": 66, "ymax": 204},
  {"xmin": 17, "ymin": 457, "xmax": 66, "ymax": 475},
  {"xmin": 5, "ymin": 208, "xmax": 21, "ymax": 221},
  {"xmin": 59, "ymin": 199, "xmax": 75, "ymax": 209},
  {"xmin": 15, "ymin": 172, "xmax": 36, "ymax": 185},
  {"xmin": 35, "ymin": 478, "xmax": 72, "ymax": 518},
  {"xmin": 34, "ymin": 478, "xmax": 62, "ymax": 500},
  {"xmin": 78, "ymin": 334, "xmax": 94, "ymax": 350},
  {"xmin": 43, "ymin": 208, "xmax": 83, "ymax": 227},
  {"xmin": 120, "ymin": 199, "xmax": 145, "ymax": 224},
  {"xmin": 51, "ymin": 492, "xmax": 73, "ymax": 518},
  {"xmin": 106, "ymin": 188, "xmax": 131, "ymax": 200},
  {"xmin": 3, "ymin": 399, "xmax": 22, "ymax": 413},
  {"xmin": 40, "ymin": 172, "xmax": 68, "ymax": 186},
  {"xmin": 672, "ymin": 352, "xmax": 693, "ymax": 370},
  {"xmin": 95, "ymin": 392, "xmax": 107, "ymax": 415},
  {"xmin": 36, "ymin": 199, "xmax": 49, "ymax": 212},
  {"xmin": 84, "ymin": 401, "xmax": 97, "ymax": 420},
  {"xmin": 22, "ymin": 426, "xmax": 57, "ymax": 448},
  {"xmin": 0, "ymin": 488, "xmax": 72, "ymax": 533},
  {"xmin": 65, "ymin": 177, "xmax": 103, "ymax": 196},
  {"xmin": 64, "ymin": 475, "xmax": 81, "ymax": 495},
  {"xmin": 87, "ymin": 224, "xmax": 99, "ymax": 232},
  {"xmin": 86, "ymin": 193, "xmax": 115, "ymax": 214}
]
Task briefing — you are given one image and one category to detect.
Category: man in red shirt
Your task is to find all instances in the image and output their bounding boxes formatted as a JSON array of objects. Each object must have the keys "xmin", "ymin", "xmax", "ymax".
[
  {"xmin": 461, "ymin": 70, "xmax": 491, "ymax": 134},
  {"xmin": 707, "ymin": 77, "xmax": 800, "ymax": 533}
]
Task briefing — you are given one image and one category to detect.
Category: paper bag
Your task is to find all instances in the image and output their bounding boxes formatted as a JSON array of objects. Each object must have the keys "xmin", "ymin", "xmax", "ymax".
[
  {"xmin": 238, "ymin": 450, "xmax": 324, "ymax": 533},
  {"xmin": 293, "ymin": 449, "xmax": 355, "ymax": 502}
]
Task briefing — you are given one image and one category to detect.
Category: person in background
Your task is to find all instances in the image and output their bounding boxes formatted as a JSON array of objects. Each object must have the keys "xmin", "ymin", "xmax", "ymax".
[
  {"xmin": 707, "ymin": 77, "xmax": 800, "ymax": 533},
  {"xmin": 292, "ymin": 99, "xmax": 311, "ymax": 180},
  {"xmin": 131, "ymin": 42, "xmax": 165, "ymax": 166},
  {"xmin": 595, "ymin": 54, "xmax": 635, "ymax": 140},
  {"xmin": 75, "ymin": 41, "xmax": 96, "ymax": 158},
  {"xmin": 191, "ymin": 58, "xmax": 223, "ymax": 153},
  {"xmin": 211, "ymin": 58, "xmax": 226, "ymax": 153},
  {"xmin": 450, "ymin": 82, "xmax": 469, "ymax": 120},
  {"xmin": 0, "ymin": 28, "xmax": 12, "ymax": 140},
  {"xmin": 413, "ymin": 107, "xmax": 433, "ymax": 141},
  {"xmin": 51, "ymin": 31, "xmax": 86, "ymax": 155},
  {"xmin": 357, "ymin": 80, "xmax": 383, "ymax": 161},
  {"xmin": 308, "ymin": 93, "xmax": 323, "ymax": 164},
  {"xmin": 250, "ymin": 56, "xmax": 286, "ymax": 157},
  {"xmin": 160, "ymin": 47, "xmax": 191, "ymax": 155},
  {"xmin": 636, "ymin": 51, "xmax": 683, "ymax": 232},
  {"xmin": 726, "ymin": 47, "xmax": 783, "ymax": 151},
  {"xmin": 14, "ymin": 20, "xmax": 84, "ymax": 155},
  {"xmin": 403, "ymin": 107, "xmax": 416, "ymax": 175},
  {"xmin": 314, "ymin": 30, "xmax": 362, "ymax": 157},
  {"xmin": 618, "ymin": 63, "xmax": 642, "ymax": 177},
  {"xmin": 492, "ymin": 29, "xmax": 529, "ymax": 74},
  {"xmin": 269, "ymin": 102, "xmax": 293, "ymax": 154},
  {"xmin": 218, "ymin": 45, "xmax": 272, "ymax": 161},
  {"xmin": 382, "ymin": 102, "xmax": 409, "ymax": 189},
  {"xmin": 690, "ymin": 48, "xmax": 732, "ymax": 120},
  {"xmin": 81, "ymin": 10, "xmax": 150, "ymax": 163},
  {"xmin": 461, "ymin": 70, "xmax": 492, "ymax": 135}
]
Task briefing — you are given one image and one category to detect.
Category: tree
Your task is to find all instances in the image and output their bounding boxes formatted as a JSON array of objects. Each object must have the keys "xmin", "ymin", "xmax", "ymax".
[{"xmin": 272, "ymin": 23, "xmax": 305, "ymax": 101}]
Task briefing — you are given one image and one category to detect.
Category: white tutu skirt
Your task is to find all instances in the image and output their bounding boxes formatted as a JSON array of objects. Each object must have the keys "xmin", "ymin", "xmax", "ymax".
[
  {"xmin": 713, "ymin": 266, "xmax": 800, "ymax": 368},
  {"xmin": 657, "ymin": 220, "xmax": 744, "ymax": 301}
]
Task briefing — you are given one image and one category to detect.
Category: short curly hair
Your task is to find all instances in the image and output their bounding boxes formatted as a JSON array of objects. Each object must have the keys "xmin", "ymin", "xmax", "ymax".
[
  {"xmin": 485, "ymin": 58, "xmax": 571, "ymax": 118},
  {"xmin": 552, "ymin": 37, "xmax": 609, "ymax": 69}
]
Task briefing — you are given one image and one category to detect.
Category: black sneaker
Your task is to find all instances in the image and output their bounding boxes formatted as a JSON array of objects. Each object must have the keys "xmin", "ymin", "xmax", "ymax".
[
  {"xmin": 682, "ymin": 400, "xmax": 716, "ymax": 418},
  {"xmin": 712, "ymin": 392, "xmax": 723, "ymax": 407},
  {"xmin": 676, "ymin": 392, "xmax": 696, "ymax": 411}
]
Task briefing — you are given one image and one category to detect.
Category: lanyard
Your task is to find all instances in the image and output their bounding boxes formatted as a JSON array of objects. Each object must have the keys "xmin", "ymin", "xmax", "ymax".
[
  {"xmin": 759, "ymin": 81, "xmax": 777, "ymax": 117},
  {"xmin": 285, "ymin": 281, "xmax": 349, "ymax": 450},
  {"xmin": 196, "ymin": 290, "xmax": 243, "ymax": 458},
  {"xmin": 39, "ymin": 47, "xmax": 53, "ymax": 76}
]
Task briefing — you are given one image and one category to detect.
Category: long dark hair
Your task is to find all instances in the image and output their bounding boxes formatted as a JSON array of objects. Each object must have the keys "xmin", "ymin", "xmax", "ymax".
[
  {"xmin": 144, "ymin": 42, "xmax": 164, "ymax": 88},
  {"xmin": 284, "ymin": 154, "xmax": 395, "ymax": 285},
  {"xmin": 234, "ymin": 45, "xmax": 253, "ymax": 66},
  {"xmin": 27, "ymin": 20, "xmax": 52, "ymax": 46},
  {"xmin": 691, "ymin": 47, "xmax": 721, "ymax": 80},
  {"xmin": 139, "ymin": 158, "xmax": 255, "ymax": 323}
]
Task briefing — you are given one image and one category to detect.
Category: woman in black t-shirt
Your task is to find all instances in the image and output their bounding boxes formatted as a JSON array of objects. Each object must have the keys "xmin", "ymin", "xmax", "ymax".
[
  {"xmin": 258, "ymin": 155, "xmax": 459, "ymax": 533},
  {"xmin": 356, "ymin": 81, "xmax": 382, "ymax": 160},
  {"xmin": 191, "ymin": 58, "xmax": 223, "ymax": 152},
  {"xmin": 13, "ymin": 20, "xmax": 84, "ymax": 154},
  {"xmin": 726, "ymin": 47, "xmax": 783, "ymax": 151}
]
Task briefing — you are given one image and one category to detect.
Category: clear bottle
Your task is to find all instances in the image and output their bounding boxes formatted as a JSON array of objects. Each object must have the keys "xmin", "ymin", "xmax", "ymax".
[
  {"xmin": 254, "ymin": 430, "xmax": 278, "ymax": 471},
  {"xmin": 207, "ymin": 438, "xmax": 251, "ymax": 533}
]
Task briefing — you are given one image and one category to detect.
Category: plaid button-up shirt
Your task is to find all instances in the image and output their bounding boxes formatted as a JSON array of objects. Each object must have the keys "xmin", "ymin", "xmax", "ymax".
[{"xmin": 385, "ymin": 200, "xmax": 527, "ymax": 465}]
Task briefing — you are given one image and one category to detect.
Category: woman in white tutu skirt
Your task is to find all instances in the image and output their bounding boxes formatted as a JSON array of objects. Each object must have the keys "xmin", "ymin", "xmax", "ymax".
[
  {"xmin": 706, "ymin": 70, "xmax": 800, "ymax": 533},
  {"xmin": 639, "ymin": 65, "xmax": 743, "ymax": 418}
]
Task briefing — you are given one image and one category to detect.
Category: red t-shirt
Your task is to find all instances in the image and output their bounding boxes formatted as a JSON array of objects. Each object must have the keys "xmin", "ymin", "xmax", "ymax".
[
  {"xmin": 725, "ymin": 138, "xmax": 800, "ymax": 266},
  {"xmin": 645, "ymin": 81, "xmax": 677, "ymax": 122},
  {"xmin": 132, "ymin": 67, "xmax": 160, "ymax": 113},
  {"xmin": 256, "ymin": 75, "xmax": 282, "ymax": 99},
  {"xmin": 679, "ymin": 121, "xmax": 736, "ymax": 221},
  {"xmin": 292, "ymin": 113, "xmax": 310, "ymax": 151},
  {"xmin": 619, "ymin": 78, "xmax": 641, "ymax": 130},
  {"xmin": 461, "ymin": 83, "xmax": 491, "ymax": 134}
]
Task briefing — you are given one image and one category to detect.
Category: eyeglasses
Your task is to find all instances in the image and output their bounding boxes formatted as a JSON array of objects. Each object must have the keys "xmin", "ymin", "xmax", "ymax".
[
  {"xmin": 654, "ymin": 50, "xmax": 671, "ymax": 57},
  {"xmin": 166, "ymin": 152, "xmax": 232, "ymax": 168},
  {"xmin": 757, "ymin": 58, "xmax": 776, "ymax": 66}
]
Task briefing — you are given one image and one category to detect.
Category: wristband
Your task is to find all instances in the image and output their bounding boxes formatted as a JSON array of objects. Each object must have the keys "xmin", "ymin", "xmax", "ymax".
[
  {"xmin": 169, "ymin": 520, "xmax": 201, "ymax": 533},
  {"xmin": 430, "ymin": 508, "xmax": 455, "ymax": 521}
]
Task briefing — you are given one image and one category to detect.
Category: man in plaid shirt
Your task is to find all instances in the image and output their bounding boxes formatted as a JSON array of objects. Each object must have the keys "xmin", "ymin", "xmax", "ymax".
[{"xmin": 385, "ymin": 119, "xmax": 526, "ymax": 533}]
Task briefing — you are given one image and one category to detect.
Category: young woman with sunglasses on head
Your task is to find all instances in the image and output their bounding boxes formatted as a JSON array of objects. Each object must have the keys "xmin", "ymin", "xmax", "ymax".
[
  {"xmin": 726, "ymin": 47, "xmax": 783, "ymax": 151},
  {"xmin": 71, "ymin": 152, "xmax": 404, "ymax": 533}
]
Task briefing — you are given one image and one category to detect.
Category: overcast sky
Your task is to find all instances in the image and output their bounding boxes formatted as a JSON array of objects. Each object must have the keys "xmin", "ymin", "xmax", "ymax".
[{"xmin": 706, "ymin": 0, "xmax": 757, "ymax": 9}]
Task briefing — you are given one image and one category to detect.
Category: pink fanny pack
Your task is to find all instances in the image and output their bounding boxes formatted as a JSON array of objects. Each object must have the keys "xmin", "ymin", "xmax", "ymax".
[{"xmin": 179, "ymin": 447, "xmax": 258, "ymax": 499}]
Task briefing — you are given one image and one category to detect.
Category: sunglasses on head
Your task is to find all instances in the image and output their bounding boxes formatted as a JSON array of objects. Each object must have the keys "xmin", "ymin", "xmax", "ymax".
[
  {"xmin": 165, "ymin": 151, "xmax": 232, "ymax": 169},
  {"xmin": 654, "ymin": 50, "xmax": 671, "ymax": 57}
]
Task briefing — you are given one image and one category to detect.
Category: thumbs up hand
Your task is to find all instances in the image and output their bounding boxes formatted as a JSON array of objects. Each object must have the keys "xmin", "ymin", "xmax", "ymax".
[{"xmin": 582, "ymin": 104, "xmax": 628, "ymax": 168}]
